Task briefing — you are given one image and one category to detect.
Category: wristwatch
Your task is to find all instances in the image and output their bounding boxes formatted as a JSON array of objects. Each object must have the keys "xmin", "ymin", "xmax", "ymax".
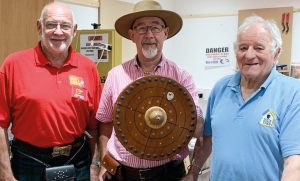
[{"xmin": 91, "ymin": 160, "xmax": 101, "ymax": 168}]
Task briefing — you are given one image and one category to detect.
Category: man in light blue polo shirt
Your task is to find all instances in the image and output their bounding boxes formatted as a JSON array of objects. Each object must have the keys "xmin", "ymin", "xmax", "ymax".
[{"xmin": 199, "ymin": 15, "xmax": 300, "ymax": 181}]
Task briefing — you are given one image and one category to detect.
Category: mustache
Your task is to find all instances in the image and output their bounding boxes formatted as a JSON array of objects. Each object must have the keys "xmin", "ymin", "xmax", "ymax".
[{"xmin": 142, "ymin": 39, "xmax": 157, "ymax": 44}]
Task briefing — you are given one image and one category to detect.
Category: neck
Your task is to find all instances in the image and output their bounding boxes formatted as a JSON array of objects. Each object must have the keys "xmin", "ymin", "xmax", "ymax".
[
  {"xmin": 137, "ymin": 55, "xmax": 162, "ymax": 73},
  {"xmin": 41, "ymin": 45, "xmax": 68, "ymax": 68},
  {"xmin": 240, "ymin": 77, "xmax": 264, "ymax": 100}
]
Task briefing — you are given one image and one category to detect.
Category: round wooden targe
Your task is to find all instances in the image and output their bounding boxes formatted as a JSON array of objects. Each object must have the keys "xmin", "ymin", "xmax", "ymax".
[{"xmin": 113, "ymin": 75, "xmax": 197, "ymax": 160}]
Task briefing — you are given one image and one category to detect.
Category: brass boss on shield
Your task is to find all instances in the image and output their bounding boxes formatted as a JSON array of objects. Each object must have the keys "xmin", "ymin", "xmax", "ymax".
[
  {"xmin": 144, "ymin": 106, "xmax": 167, "ymax": 129},
  {"xmin": 113, "ymin": 75, "xmax": 197, "ymax": 160}
]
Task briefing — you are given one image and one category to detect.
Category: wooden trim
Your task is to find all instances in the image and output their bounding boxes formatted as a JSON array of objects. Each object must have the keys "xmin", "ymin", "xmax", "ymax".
[{"xmin": 59, "ymin": 0, "xmax": 99, "ymax": 7}]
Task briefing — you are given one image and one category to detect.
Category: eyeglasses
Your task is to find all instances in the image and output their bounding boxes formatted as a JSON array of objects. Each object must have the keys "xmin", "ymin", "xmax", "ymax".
[
  {"xmin": 44, "ymin": 21, "xmax": 73, "ymax": 31},
  {"xmin": 133, "ymin": 24, "xmax": 165, "ymax": 34}
]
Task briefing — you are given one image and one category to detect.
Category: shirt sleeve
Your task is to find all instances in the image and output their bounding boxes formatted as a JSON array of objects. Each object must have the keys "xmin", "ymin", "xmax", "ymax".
[
  {"xmin": 0, "ymin": 63, "xmax": 11, "ymax": 128},
  {"xmin": 96, "ymin": 70, "xmax": 114, "ymax": 123},
  {"xmin": 280, "ymin": 92, "xmax": 300, "ymax": 157}
]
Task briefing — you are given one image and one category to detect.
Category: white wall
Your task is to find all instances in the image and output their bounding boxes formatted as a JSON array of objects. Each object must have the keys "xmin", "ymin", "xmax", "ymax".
[
  {"xmin": 291, "ymin": 12, "xmax": 300, "ymax": 64},
  {"xmin": 101, "ymin": 0, "xmax": 136, "ymax": 62},
  {"xmin": 115, "ymin": 0, "xmax": 300, "ymax": 104},
  {"xmin": 120, "ymin": 0, "xmax": 300, "ymax": 15},
  {"xmin": 164, "ymin": 16, "xmax": 238, "ymax": 91},
  {"xmin": 173, "ymin": 0, "xmax": 300, "ymax": 15},
  {"xmin": 162, "ymin": 1, "xmax": 300, "ymax": 93},
  {"xmin": 56, "ymin": 1, "xmax": 99, "ymax": 30}
]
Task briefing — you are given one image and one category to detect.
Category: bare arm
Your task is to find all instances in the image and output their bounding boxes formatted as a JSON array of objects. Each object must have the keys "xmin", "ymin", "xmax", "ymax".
[
  {"xmin": 87, "ymin": 129, "xmax": 99, "ymax": 162},
  {"xmin": 281, "ymin": 154, "xmax": 300, "ymax": 181},
  {"xmin": 98, "ymin": 122, "xmax": 113, "ymax": 160},
  {"xmin": 181, "ymin": 117, "xmax": 212, "ymax": 181},
  {"xmin": 87, "ymin": 129, "xmax": 101, "ymax": 181},
  {"xmin": 183, "ymin": 135, "xmax": 212, "ymax": 181},
  {"xmin": 98, "ymin": 121, "xmax": 113, "ymax": 181},
  {"xmin": 191, "ymin": 118, "xmax": 211, "ymax": 172},
  {"xmin": 0, "ymin": 127, "xmax": 16, "ymax": 181}
]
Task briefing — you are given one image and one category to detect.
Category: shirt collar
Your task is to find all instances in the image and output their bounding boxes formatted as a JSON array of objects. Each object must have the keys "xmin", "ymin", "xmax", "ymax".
[
  {"xmin": 133, "ymin": 54, "xmax": 166, "ymax": 71},
  {"xmin": 228, "ymin": 66, "xmax": 277, "ymax": 91},
  {"xmin": 34, "ymin": 42, "xmax": 78, "ymax": 68}
]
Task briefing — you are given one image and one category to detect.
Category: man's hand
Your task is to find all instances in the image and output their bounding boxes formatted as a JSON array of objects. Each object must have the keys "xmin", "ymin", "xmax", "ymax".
[
  {"xmin": 98, "ymin": 166, "xmax": 112, "ymax": 181},
  {"xmin": 181, "ymin": 171, "xmax": 198, "ymax": 181},
  {"xmin": 0, "ymin": 175, "xmax": 17, "ymax": 181},
  {"xmin": 0, "ymin": 127, "xmax": 17, "ymax": 181},
  {"xmin": 90, "ymin": 164, "xmax": 100, "ymax": 181}
]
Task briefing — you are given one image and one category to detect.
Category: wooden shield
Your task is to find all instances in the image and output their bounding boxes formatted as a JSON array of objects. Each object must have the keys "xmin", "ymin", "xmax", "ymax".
[{"xmin": 113, "ymin": 75, "xmax": 197, "ymax": 160}]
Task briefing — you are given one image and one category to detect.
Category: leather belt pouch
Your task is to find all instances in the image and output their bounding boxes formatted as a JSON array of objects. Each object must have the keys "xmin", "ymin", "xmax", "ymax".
[
  {"xmin": 102, "ymin": 154, "xmax": 122, "ymax": 179},
  {"xmin": 45, "ymin": 164, "xmax": 75, "ymax": 181},
  {"xmin": 102, "ymin": 154, "xmax": 120, "ymax": 175}
]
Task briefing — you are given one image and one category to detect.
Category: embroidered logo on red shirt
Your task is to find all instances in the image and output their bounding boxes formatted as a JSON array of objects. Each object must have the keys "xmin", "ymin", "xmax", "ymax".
[
  {"xmin": 72, "ymin": 86, "xmax": 87, "ymax": 101},
  {"xmin": 69, "ymin": 75, "xmax": 84, "ymax": 87},
  {"xmin": 69, "ymin": 75, "xmax": 87, "ymax": 101}
]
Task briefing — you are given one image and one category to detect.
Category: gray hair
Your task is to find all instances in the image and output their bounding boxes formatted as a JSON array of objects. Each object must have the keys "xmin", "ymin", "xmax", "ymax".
[
  {"xmin": 39, "ymin": 2, "xmax": 76, "ymax": 25},
  {"xmin": 234, "ymin": 15, "xmax": 282, "ymax": 54}
]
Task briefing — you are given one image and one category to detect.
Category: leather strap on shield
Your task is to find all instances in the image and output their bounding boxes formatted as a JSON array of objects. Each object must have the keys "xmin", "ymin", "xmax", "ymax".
[{"xmin": 113, "ymin": 75, "xmax": 197, "ymax": 160}]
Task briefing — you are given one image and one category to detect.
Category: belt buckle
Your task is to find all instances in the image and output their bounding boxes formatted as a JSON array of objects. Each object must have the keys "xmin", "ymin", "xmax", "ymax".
[
  {"xmin": 138, "ymin": 168, "xmax": 151, "ymax": 180},
  {"xmin": 52, "ymin": 145, "xmax": 72, "ymax": 157}
]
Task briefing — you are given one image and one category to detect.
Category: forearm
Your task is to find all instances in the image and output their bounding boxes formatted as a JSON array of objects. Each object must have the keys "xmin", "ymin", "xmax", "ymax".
[
  {"xmin": 0, "ymin": 127, "xmax": 16, "ymax": 181},
  {"xmin": 188, "ymin": 136, "xmax": 212, "ymax": 179},
  {"xmin": 97, "ymin": 122, "xmax": 113, "ymax": 180},
  {"xmin": 98, "ymin": 122, "xmax": 113, "ymax": 161},
  {"xmin": 189, "ymin": 117, "xmax": 206, "ymax": 175},
  {"xmin": 193, "ymin": 117, "xmax": 204, "ymax": 139},
  {"xmin": 87, "ymin": 128, "xmax": 102, "ymax": 181},
  {"xmin": 281, "ymin": 155, "xmax": 300, "ymax": 181},
  {"xmin": 87, "ymin": 129, "xmax": 99, "ymax": 164}
]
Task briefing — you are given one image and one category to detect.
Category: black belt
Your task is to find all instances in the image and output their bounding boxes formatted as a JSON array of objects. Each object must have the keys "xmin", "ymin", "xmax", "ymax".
[
  {"xmin": 12, "ymin": 135, "xmax": 85, "ymax": 157},
  {"xmin": 122, "ymin": 160, "xmax": 184, "ymax": 179}
]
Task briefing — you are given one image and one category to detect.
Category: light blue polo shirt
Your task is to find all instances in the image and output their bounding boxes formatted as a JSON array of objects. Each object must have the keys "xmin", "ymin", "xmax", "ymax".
[{"xmin": 204, "ymin": 68, "xmax": 300, "ymax": 181}]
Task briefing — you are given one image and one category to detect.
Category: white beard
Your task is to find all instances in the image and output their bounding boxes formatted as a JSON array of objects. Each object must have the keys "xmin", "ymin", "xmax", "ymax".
[
  {"xmin": 142, "ymin": 47, "xmax": 158, "ymax": 59},
  {"xmin": 50, "ymin": 41, "xmax": 68, "ymax": 51},
  {"xmin": 41, "ymin": 32, "xmax": 70, "ymax": 52}
]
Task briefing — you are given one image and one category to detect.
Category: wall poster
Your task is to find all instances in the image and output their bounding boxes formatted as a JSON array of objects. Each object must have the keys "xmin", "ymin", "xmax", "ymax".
[
  {"xmin": 80, "ymin": 33, "xmax": 109, "ymax": 62},
  {"xmin": 204, "ymin": 46, "xmax": 231, "ymax": 67}
]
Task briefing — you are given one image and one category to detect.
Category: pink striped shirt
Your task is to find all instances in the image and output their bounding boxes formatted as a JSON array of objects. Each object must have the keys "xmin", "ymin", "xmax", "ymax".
[{"xmin": 96, "ymin": 55, "xmax": 202, "ymax": 168}]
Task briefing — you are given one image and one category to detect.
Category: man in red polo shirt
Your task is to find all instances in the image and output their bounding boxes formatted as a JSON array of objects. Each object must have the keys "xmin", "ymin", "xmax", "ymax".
[{"xmin": 0, "ymin": 2, "xmax": 101, "ymax": 181}]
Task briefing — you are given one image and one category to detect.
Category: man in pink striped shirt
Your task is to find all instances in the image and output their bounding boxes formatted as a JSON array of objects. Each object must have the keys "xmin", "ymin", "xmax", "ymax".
[{"xmin": 96, "ymin": 1, "xmax": 204, "ymax": 180}]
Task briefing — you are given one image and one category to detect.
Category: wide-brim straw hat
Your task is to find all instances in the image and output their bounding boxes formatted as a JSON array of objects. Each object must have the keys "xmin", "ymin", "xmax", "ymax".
[{"xmin": 115, "ymin": 0, "xmax": 183, "ymax": 40}]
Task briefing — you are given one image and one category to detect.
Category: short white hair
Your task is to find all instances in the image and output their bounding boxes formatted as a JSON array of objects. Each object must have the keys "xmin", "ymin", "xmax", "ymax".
[{"xmin": 234, "ymin": 15, "xmax": 282, "ymax": 54}]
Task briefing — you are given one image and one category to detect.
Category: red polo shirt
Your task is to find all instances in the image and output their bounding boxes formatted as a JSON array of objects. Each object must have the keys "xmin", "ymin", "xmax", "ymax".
[{"xmin": 0, "ymin": 43, "xmax": 102, "ymax": 147}]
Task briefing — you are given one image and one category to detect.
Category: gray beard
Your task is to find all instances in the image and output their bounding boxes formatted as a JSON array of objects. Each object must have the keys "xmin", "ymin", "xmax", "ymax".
[{"xmin": 142, "ymin": 47, "xmax": 158, "ymax": 59}]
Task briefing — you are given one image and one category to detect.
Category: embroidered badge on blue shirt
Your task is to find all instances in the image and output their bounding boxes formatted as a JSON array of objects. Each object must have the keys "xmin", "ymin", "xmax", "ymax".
[{"xmin": 259, "ymin": 109, "xmax": 277, "ymax": 128}]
